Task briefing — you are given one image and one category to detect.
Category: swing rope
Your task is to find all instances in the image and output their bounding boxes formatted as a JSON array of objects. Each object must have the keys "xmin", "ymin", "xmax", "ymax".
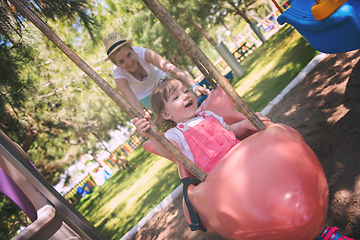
[{"xmin": 142, "ymin": 0, "xmax": 267, "ymax": 132}]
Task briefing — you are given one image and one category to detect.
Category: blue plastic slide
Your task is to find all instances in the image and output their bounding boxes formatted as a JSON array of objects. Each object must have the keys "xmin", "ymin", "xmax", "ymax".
[{"xmin": 277, "ymin": 0, "xmax": 360, "ymax": 54}]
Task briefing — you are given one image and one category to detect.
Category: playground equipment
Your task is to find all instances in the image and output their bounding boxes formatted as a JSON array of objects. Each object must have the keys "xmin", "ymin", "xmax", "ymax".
[
  {"xmin": 6, "ymin": 0, "xmax": 330, "ymax": 239},
  {"xmin": 275, "ymin": 0, "xmax": 360, "ymax": 54},
  {"xmin": 232, "ymin": 41, "xmax": 256, "ymax": 62},
  {"xmin": 196, "ymin": 70, "xmax": 233, "ymax": 106},
  {"xmin": 76, "ymin": 182, "xmax": 93, "ymax": 198},
  {"xmin": 64, "ymin": 174, "xmax": 96, "ymax": 204},
  {"xmin": 90, "ymin": 166, "xmax": 112, "ymax": 186},
  {"xmin": 311, "ymin": 0, "xmax": 348, "ymax": 20},
  {"xmin": 0, "ymin": 167, "xmax": 37, "ymax": 222},
  {"xmin": 0, "ymin": 130, "xmax": 106, "ymax": 239}
]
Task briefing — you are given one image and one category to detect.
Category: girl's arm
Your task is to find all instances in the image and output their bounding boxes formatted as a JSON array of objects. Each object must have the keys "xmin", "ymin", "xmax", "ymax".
[
  {"xmin": 115, "ymin": 78, "xmax": 145, "ymax": 114},
  {"xmin": 144, "ymin": 49, "xmax": 210, "ymax": 96},
  {"xmin": 226, "ymin": 113, "xmax": 270, "ymax": 137},
  {"xmin": 131, "ymin": 114, "xmax": 179, "ymax": 160}
]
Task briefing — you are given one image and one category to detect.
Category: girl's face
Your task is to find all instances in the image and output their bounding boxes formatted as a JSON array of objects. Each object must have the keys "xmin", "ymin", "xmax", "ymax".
[
  {"xmin": 161, "ymin": 81, "xmax": 198, "ymax": 124},
  {"xmin": 112, "ymin": 46, "xmax": 138, "ymax": 72}
]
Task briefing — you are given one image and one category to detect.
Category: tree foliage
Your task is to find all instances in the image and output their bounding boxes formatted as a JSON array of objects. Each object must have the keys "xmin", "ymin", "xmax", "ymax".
[
  {"xmin": 0, "ymin": 0, "xmax": 102, "ymax": 175},
  {"xmin": 0, "ymin": 194, "xmax": 28, "ymax": 240},
  {"xmin": 193, "ymin": 0, "xmax": 273, "ymax": 43}
]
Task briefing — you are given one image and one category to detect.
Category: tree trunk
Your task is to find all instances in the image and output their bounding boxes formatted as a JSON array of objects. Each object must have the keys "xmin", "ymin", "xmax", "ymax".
[
  {"xmin": 186, "ymin": 66, "xmax": 196, "ymax": 78},
  {"xmin": 227, "ymin": 0, "xmax": 266, "ymax": 44},
  {"xmin": 90, "ymin": 152, "xmax": 99, "ymax": 162},
  {"xmin": 22, "ymin": 125, "xmax": 40, "ymax": 152},
  {"xmin": 184, "ymin": 16, "xmax": 245, "ymax": 78},
  {"xmin": 185, "ymin": 16, "xmax": 217, "ymax": 47},
  {"xmin": 91, "ymin": 131, "xmax": 112, "ymax": 154}
]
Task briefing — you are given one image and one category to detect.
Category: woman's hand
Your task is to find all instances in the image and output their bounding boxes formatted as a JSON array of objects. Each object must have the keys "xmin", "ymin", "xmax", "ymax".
[
  {"xmin": 131, "ymin": 112, "xmax": 151, "ymax": 137},
  {"xmin": 145, "ymin": 49, "xmax": 211, "ymax": 97},
  {"xmin": 192, "ymin": 83, "xmax": 211, "ymax": 96}
]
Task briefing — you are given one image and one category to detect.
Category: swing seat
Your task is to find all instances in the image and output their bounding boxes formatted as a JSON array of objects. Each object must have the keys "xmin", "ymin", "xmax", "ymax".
[
  {"xmin": 183, "ymin": 123, "xmax": 328, "ymax": 240},
  {"xmin": 276, "ymin": 0, "xmax": 360, "ymax": 54},
  {"xmin": 311, "ymin": 0, "xmax": 349, "ymax": 21},
  {"xmin": 143, "ymin": 86, "xmax": 328, "ymax": 239}
]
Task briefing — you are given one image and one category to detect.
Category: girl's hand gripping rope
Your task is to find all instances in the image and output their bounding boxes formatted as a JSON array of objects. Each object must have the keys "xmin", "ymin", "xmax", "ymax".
[{"xmin": 132, "ymin": 112, "xmax": 152, "ymax": 138}]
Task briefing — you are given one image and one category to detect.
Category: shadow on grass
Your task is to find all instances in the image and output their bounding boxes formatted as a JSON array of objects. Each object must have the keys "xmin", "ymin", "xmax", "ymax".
[
  {"xmin": 230, "ymin": 25, "xmax": 296, "ymax": 86},
  {"xmin": 75, "ymin": 146, "xmax": 160, "ymax": 216},
  {"xmin": 101, "ymin": 162, "xmax": 180, "ymax": 239},
  {"xmin": 76, "ymin": 143, "xmax": 180, "ymax": 240},
  {"xmin": 243, "ymin": 37, "xmax": 316, "ymax": 111}
]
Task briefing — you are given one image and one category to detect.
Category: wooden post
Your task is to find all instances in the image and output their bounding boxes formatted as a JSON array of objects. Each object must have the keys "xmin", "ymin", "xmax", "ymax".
[
  {"xmin": 9, "ymin": 0, "xmax": 207, "ymax": 182},
  {"xmin": 142, "ymin": 0, "xmax": 266, "ymax": 131}
]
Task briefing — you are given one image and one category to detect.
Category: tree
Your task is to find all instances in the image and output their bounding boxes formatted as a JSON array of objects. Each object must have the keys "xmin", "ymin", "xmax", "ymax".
[
  {"xmin": 195, "ymin": 0, "xmax": 270, "ymax": 44},
  {"xmin": 0, "ymin": 194, "xmax": 28, "ymax": 240},
  {"xmin": 0, "ymin": 1, "xmax": 103, "ymax": 238},
  {"xmin": 0, "ymin": 0, "xmax": 99, "ymax": 157},
  {"xmin": 226, "ymin": 0, "xmax": 266, "ymax": 43},
  {"xmin": 0, "ymin": 0, "xmax": 133, "ymax": 184}
]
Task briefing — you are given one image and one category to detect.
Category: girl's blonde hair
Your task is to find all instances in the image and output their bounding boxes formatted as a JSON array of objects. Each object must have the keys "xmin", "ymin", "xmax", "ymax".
[{"xmin": 150, "ymin": 78, "xmax": 188, "ymax": 131}]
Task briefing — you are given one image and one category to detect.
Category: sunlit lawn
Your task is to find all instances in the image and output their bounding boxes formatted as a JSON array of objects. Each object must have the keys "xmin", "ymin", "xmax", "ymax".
[
  {"xmin": 233, "ymin": 25, "xmax": 318, "ymax": 112},
  {"xmin": 75, "ymin": 148, "xmax": 179, "ymax": 240},
  {"xmin": 75, "ymin": 24, "xmax": 318, "ymax": 240}
]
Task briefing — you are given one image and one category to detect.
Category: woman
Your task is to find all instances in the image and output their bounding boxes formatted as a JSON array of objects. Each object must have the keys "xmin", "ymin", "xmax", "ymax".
[{"xmin": 102, "ymin": 32, "xmax": 210, "ymax": 114}]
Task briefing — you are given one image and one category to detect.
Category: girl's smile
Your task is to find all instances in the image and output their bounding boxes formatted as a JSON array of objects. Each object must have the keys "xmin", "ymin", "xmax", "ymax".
[
  {"xmin": 161, "ymin": 81, "xmax": 198, "ymax": 124},
  {"xmin": 185, "ymin": 99, "xmax": 194, "ymax": 108}
]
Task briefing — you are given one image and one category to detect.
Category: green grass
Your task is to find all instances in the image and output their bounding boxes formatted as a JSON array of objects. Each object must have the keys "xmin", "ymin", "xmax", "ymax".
[
  {"xmin": 75, "ymin": 24, "xmax": 318, "ymax": 240},
  {"xmin": 75, "ymin": 147, "xmax": 179, "ymax": 240},
  {"xmin": 232, "ymin": 25, "xmax": 318, "ymax": 112}
]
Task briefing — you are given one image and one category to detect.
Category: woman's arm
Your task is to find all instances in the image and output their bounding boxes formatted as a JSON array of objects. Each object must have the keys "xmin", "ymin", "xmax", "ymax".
[
  {"xmin": 144, "ymin": 49, "xmax": 210, "ymax": 96},
  {"xmin": 115, "ymin": 78, "xmax": 145, "ymax": 114}
]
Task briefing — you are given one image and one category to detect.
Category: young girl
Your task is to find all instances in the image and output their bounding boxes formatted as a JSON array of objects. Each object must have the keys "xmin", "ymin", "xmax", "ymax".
[
  {"xmin": 132, "ymin": 77, "xmax": 268, "ymax": 173},
  {"xmin": 132, "ymin": 78, "xmax": 354, "ymax": 240}
]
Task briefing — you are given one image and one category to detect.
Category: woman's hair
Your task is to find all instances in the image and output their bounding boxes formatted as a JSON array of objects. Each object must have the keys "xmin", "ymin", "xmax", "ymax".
[{"xmin": 150, "ymin": 78, "xmax": 188, "ymax": 131}]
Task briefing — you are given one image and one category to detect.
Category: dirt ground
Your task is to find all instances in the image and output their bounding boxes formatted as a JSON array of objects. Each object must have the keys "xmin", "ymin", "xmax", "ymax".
[{"xmin": 129, "ymin": 49, "xmax": 360, "ymax": 240}]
